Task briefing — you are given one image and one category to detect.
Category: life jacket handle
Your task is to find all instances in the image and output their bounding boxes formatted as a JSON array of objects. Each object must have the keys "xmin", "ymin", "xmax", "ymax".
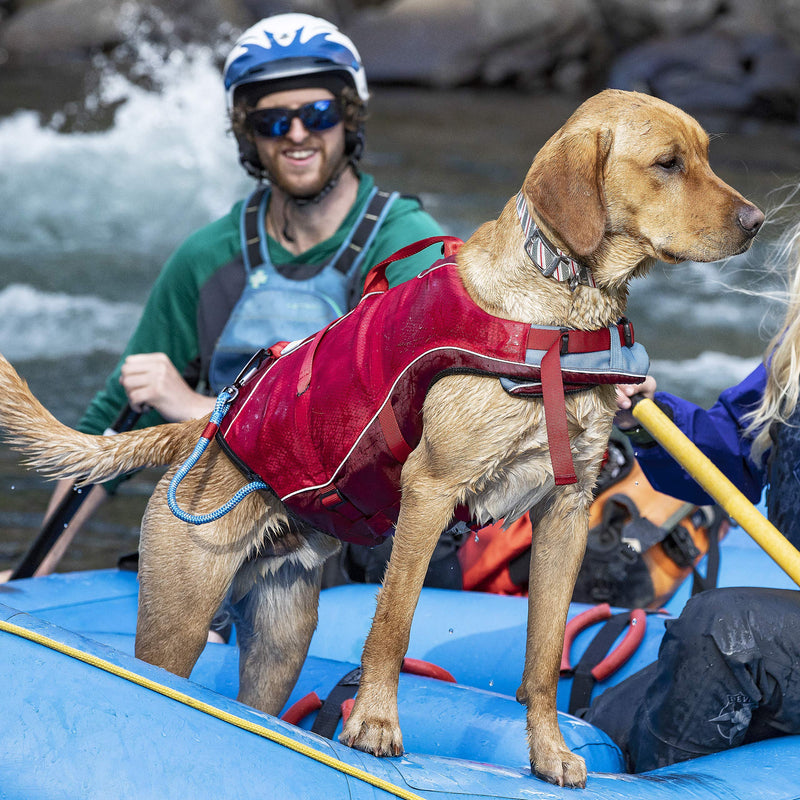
[{"xmin": 361, "ymin": 235, "xmax": 464, "ymax": 296}]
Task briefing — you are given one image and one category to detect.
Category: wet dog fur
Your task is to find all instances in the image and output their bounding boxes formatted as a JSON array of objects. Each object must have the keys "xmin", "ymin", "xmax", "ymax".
[{"xmin": 0, "ymin": 90, "xmax": 763, "ymax": 787}]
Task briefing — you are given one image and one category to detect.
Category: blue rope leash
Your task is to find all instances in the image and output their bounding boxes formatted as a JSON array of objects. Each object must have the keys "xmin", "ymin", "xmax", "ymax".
[{"xmin": 167, "ymin": 388, "xmax": 267, "ymax": 525}]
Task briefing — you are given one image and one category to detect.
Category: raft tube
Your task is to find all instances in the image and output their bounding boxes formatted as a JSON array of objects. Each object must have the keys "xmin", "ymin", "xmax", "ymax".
[{"xmin": 2, "ymin": 567, "xmax": 800, "ymax": 799}]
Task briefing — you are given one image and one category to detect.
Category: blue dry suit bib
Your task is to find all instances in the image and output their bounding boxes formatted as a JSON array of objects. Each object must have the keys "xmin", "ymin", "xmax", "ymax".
[{"xmin": 209, "ymin": 185, "xmax": 398, "ymax": 393}]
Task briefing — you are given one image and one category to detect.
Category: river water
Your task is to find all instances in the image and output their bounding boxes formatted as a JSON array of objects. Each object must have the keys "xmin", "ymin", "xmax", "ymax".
[{"xmin": 2, "ymin": 44, "xmax": 800, "ymax": 572}]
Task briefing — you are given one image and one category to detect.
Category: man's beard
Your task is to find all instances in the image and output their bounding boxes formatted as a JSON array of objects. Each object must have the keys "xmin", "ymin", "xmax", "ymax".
[{"xmin": 268, "ymin": 153, "xmax": 347, "ymax": 203}]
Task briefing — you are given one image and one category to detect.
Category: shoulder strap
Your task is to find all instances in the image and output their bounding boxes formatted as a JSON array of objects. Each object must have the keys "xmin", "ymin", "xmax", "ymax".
[
  {"xmin": 334, "ymin": 188, "xmax": 397, "ymax": 277},
  {"xmin": 241, "ymin": 186, "xmax": 397, "ymax": 280},
  {"xmin": 241, "ymin": 185, "xmax": 270, "ymax": 273}
]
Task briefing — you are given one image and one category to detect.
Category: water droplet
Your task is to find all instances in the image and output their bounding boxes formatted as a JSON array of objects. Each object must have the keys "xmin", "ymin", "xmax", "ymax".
[
  {"xmin": 448, "ymin": 628, "xmax": 454, "ymax": 635},
  {"xmin": 9, "ymin": 485, "xmax": 14, "ymax": 491},
  {"xmin": 489, "ymin": 679, "xmax": 494, "ymax": 687},
  {"xmin": 474, "ymin": 534, "xmax": 480, "ymax": 543},
  {"xmin": 634, "ymin": 481, "xmax": 639, "ymax": 486}
]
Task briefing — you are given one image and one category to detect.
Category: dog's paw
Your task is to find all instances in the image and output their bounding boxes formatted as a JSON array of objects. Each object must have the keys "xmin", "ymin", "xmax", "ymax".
[
  {"xmin": 339, "ymin": 709, "xmax": 404, "ymax": 757},
  {"xmin": 532, "ymin": 748, "xmax": 587, "ymax": 789}
]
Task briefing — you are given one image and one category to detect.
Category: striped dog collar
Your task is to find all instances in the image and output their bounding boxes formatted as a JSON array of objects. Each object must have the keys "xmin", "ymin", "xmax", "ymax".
[{"xmin": 515, "ymin": 192, "xmax": 596, "ymax": 290}]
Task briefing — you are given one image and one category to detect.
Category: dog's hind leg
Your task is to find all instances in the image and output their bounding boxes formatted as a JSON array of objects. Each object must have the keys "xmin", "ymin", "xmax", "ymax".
[
  {"xmin": 519, "ymin": 486, "xmax": 590, "ymax": 788},
  {"xmin": 135, "ymin": 457, "xmax": 267, "ymax": 679},
  {"xmin": 232, "ymin": 531, "xmax": 339, "ymax": 715},
  {"xmin": 135, "ymin": 518, "xmax": 242, "ymax": 678}
]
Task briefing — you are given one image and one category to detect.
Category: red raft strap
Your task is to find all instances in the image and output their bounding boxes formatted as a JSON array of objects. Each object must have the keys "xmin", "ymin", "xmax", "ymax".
[
  {"xmin": 340, "ymin": 697, "xmax": 355, "ymax": 725},
  {"xmin": 561, "ymin": 604, "xmax": 648, "ymax": 715},
  {"xmin": 284, "ymin": 658, "xmax": 456, "ymax": 736},
  {"xmin": 401, "ymin": 657, "xmax": 456, "ymax": 683},
  {"xmin": 593, "ymin": 608, "xmax": 646, "ymax": 681},
  {"xmin": 561, "ymin": 603, "xmax": 612, "ymax": 674},
  {"xmin": 281, "ymin": 691, "xmax": 323, "ymax": 725},
  {"xmin": 362, "ymin": 235, "xmax": 464, "ymax": 295}
]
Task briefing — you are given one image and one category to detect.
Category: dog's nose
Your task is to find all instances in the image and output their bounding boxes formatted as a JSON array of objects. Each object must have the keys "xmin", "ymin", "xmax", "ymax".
[{"xmin": 737, "ymin": 204, "xmax": 765, "ymax": 237}]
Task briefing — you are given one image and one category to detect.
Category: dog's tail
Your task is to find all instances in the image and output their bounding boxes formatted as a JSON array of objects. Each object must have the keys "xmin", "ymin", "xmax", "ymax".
[{"xmin": 0, "ymin": 354, "xmax": 204, "ymax": 485}]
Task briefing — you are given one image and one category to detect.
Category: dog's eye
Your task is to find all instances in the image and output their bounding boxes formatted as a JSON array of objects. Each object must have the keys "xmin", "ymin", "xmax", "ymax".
[{"xmin": 654, "ymin": 156, "xmax": 682, "ymax": 172}]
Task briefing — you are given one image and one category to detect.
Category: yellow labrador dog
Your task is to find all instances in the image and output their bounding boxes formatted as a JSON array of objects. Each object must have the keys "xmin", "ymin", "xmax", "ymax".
[{"xmin": 0, "ymin": 90, "xmax": 762, "ymax": 787}]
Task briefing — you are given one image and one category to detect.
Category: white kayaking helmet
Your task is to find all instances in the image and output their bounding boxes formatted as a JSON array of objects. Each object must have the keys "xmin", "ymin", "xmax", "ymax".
[{"xmin": 224, "ymin": 14, "xmax": 369, "ymax": 179}]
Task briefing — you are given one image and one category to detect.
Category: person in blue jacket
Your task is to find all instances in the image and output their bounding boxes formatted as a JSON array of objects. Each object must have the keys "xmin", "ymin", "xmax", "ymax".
[
  {"xmin": 605, "ymin": 244, "xmax": 800, "ymax": 769},
  {"xmin": 616, "ymin": 281, "xmax": 800, "ymax": 547},
  {"xmin": 615, "ymin": 365, "xmax": 767, "ymax": 507}
]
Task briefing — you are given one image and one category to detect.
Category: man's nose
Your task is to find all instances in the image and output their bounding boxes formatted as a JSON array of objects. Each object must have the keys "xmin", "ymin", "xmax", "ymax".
[{"xmin": 285, "ymin": 116, "xmax": 309, "ymax": 140}]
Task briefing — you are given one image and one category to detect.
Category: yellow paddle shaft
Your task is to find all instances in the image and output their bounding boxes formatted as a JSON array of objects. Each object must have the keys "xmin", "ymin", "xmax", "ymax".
[{"xmin": 631, "ymin": 397, "xmax": 800, "ymax": 588}]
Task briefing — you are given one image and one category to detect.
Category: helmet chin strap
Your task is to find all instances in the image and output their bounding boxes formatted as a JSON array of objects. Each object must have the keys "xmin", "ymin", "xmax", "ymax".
[{"xmin": 269, "ymin": 157, "xmax": 357, "ymax": 243}]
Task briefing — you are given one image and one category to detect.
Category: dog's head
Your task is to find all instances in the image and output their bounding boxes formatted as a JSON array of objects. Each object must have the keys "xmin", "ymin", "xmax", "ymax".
[{"xmin": 522, "ymin": 89, "xmax": 764, "ymax": 287}]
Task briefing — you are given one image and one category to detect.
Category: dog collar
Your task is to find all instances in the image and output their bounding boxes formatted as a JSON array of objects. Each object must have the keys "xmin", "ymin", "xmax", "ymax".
[{"xmin": 515, "ymin": 192, "xmax": 596, "ymax": 290}]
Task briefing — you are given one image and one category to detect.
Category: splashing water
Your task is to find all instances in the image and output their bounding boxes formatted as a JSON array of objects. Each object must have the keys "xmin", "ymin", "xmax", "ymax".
[
  {"xmin": 0, "ymin": 44, "xmax": 247, "ymax": 260},
  {"xmin": 0, "ymin": 41, "xmax": 250, "ymax": 363}
]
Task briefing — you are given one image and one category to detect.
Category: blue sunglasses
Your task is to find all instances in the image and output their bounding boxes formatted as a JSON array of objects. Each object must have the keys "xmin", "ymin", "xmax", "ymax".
[{"xmin": 246, "ymin": 99, "xmax": 343, "ymax": 138}]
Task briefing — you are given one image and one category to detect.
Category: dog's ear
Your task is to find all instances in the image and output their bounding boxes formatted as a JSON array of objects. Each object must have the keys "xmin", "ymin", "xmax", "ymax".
[{"xmin": 523, "ymin": 128, "xmax": 612, "ymax": 258}]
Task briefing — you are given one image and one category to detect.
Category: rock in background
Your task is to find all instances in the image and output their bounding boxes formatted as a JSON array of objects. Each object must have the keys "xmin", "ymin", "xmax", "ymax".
[{"xmin": 3, "ymin": 0, "xmax": 800, "ymax": 126}]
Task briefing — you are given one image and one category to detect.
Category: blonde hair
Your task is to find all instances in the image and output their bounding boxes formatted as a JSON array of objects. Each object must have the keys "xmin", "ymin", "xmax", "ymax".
[{"xmin": 744, "ymin": 219, "xmax": 800, "ymax": 462}]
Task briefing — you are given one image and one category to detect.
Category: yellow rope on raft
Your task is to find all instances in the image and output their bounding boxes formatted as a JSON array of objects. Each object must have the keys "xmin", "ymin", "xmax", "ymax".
[
  {"xmin": 0, "ymin": 617, "xmax": 425, "ymax": 800},
  {"xmin": 632, "ymin": 397, "xmax": 800, "ymax": 587}
]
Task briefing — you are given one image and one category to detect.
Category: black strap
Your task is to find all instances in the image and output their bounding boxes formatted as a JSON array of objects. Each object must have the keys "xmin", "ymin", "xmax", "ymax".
[
  {"xmin": 242, "ymin": 186, "xmax": 268, "ymax": 273},
  {"xmin": 310, "ymin": 667, "xmax": 362, "ymax": 739},
  {"xmin": 690, "ymin": 507, "xmax": 723, "ymax": 595},
  {"xmin": 601, "ymin": 493, "xmax": 667, "ymax": 552},
  {"xmin": 334, "ymin": 189, "xmax": 394, "ymax": 276},
  {"xmin": 568, "ymin": 612, "xmax": 631, "ymax": 715}
]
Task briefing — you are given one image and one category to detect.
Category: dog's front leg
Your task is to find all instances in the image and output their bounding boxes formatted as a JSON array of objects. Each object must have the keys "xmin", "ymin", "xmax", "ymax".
[
  {"xmin": 340, "ymin": 453, "xmax": 456, "ymax": 757},
  {"xmin": 519, "ymin": 486, "xmax": 590, "ymax": 788}
]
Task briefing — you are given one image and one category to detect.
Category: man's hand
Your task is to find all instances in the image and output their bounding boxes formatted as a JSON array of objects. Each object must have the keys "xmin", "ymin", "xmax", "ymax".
[
  {"xmin": 119, "ymin": 353, "xmax": 214, "ymax": 422},
  {"xmin": 614, "ymin": 375, "xmax": 657, "ymax": 430}
]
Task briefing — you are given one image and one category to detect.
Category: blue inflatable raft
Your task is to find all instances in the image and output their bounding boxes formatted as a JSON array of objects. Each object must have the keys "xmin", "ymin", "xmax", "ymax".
[{"xmin": 1, "ymin": 523, "xmax": 799, "ymax": 799}]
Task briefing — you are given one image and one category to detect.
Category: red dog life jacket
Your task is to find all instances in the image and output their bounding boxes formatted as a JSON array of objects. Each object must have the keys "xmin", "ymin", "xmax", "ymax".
[{"xmin": 216, "ymin": 247, "xmax": 649, "ymax": 546}]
